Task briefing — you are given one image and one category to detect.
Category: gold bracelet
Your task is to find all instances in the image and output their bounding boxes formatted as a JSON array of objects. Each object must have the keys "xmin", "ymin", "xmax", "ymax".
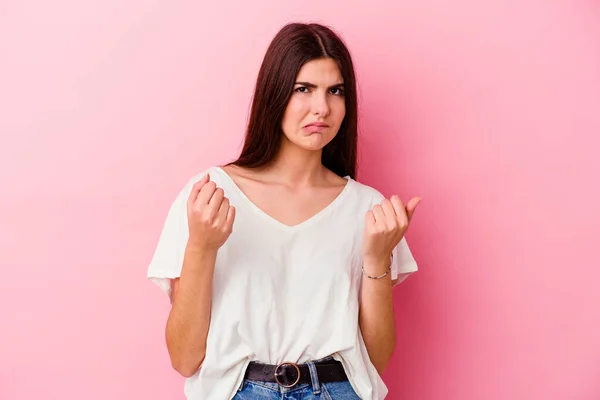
[
  {"xmin": 361, "ymin": 253, "xmax": 394, "ymax": 280},
  {"xmin": 361, "ymin": 264, "xmax": 392, "ymax": 279}
]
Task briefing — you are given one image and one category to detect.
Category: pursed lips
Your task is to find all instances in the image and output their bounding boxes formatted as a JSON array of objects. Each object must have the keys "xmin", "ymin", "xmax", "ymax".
[{"xmin": 303, "ymin": 122, "xmax": 329, "ymax": 128}]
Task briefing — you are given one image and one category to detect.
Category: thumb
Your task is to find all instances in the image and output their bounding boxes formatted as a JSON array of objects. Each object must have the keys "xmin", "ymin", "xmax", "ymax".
[{"xmin": 406, "ymin": 197, "xmax": 422, "ymax": 220}]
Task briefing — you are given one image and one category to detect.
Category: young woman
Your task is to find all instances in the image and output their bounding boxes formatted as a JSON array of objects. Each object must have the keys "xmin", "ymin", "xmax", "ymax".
[{"xmin": 147, "ymin": 22, "xmax": 421, "ymax": 400}]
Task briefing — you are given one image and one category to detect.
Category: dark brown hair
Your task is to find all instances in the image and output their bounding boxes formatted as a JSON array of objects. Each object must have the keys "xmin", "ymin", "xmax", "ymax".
[{"xmin": 229, "ymin": 22, "xmax": 358, "ymax": 179}]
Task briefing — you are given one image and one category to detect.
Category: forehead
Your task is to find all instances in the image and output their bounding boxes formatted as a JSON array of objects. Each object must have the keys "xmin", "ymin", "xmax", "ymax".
[{"xmin": 296, "ymin": 58, "xmax": 343, "ymax": 84}]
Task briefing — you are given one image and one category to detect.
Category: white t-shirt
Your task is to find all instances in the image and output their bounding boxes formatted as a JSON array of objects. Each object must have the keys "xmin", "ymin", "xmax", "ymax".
[{"xmin": 147, "ymin": 166, "xmax": 418, "ymax": 399}]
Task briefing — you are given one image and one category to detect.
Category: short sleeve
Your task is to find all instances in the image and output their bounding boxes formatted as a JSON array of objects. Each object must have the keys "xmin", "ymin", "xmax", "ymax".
[
  {"xmin": 390, "ymin": 237, "xmax": 418, "ymax": 286},
  {"xmin": 146, "ymin": 179, "xmax": 194, "ymax": 300}
]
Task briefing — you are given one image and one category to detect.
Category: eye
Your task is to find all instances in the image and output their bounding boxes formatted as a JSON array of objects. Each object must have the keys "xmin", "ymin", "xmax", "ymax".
[
  {"xmin": 295, "ymin": 86, "xmax": 309, "ymax": 93},
  {"xmin": 329, "ymin": 87, "xmax": 345, "ymax": 96}
]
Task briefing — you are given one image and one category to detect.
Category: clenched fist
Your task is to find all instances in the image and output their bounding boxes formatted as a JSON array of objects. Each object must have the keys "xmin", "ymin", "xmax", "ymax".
[
  {"xmin": 186, "ymin": 173, "xmax": 236, "ymax": 252},
  {"xmin": 362, "ymin": 195, "xmax": 421, "ymax": 267}
]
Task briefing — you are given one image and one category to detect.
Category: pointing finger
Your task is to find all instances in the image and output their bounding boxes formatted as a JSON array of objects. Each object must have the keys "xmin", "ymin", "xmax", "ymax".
[
  {"xmin": 187, "ymin": 174, "xmax": 210, "ymax": 207},
  {"xmin": 390, "ymin": 195, "xmax": 407, "ymax": 219}
]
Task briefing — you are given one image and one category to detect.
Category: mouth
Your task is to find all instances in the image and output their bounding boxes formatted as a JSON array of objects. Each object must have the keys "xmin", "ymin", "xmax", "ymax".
[{"xmin": 304, "ymin": 122, "xmax": 329, "ymax": 128}]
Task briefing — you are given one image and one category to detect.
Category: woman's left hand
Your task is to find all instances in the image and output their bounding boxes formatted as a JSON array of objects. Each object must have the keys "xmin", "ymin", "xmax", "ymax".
[{"xmin": 362, "ymin": 195, "xmax": 421, "ymax": 267}]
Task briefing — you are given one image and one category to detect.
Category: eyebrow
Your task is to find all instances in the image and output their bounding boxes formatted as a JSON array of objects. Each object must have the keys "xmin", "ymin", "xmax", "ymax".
[{"xmin": 294, "ymin": 81, "xmax": 345, "ymax": 88}]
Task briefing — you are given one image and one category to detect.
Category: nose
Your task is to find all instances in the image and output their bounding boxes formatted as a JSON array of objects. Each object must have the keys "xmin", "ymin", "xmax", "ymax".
[{"xmin": 311, "ymin": 91, "xmax": 330, "ymax": 117}]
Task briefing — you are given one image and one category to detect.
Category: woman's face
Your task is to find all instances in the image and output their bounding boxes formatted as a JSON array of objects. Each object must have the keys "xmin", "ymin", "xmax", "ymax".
[{"xmin": 281, "ymin": 57, "xmax": 346, "ymax": 152}]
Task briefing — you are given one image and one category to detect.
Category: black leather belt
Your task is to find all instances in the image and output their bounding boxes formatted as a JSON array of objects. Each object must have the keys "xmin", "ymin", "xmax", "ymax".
[{"xmin": 244, "ymin": 359, "xmax": 348, "ymax": 388}]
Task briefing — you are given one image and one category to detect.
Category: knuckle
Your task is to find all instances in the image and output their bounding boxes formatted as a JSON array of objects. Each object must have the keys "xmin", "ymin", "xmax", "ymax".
[
  {"xmin": 200, "ymin": 212, "xmax": 211, "ymax": 223},
  {"xmin": 205, "ymin": 181, "xmax": 217, "ymax": 191}
]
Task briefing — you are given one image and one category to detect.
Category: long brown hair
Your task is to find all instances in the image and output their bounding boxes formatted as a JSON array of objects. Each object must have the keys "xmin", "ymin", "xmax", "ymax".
[{"xmin": 229, "ymin": 22, "xmax": 358, "ymax": 179}]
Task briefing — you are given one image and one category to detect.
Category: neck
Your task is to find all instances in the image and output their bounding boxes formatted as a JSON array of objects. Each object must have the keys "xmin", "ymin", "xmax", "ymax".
[{"xmin": 266, "ymin": 137, "xmax": 326, "ymax": 186}]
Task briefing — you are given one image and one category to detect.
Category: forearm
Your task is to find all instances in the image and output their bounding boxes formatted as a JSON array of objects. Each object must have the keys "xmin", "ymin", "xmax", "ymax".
[
  {"xmin": 358, "ymin": 257, "xmax": 396, "ymax": 374},
  {"xmin": 165, "ymin": 245, "xmax": 216, "ymax": 377}
]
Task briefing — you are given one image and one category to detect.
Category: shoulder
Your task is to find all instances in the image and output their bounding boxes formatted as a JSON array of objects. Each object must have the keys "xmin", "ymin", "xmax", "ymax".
[
  {"xmin": 174, "ymin": 166, "xmax": 225, "ymax": 200},
  {"xmin": 349, "ymin": 179, "xmax": 386, "ymax": 205}
]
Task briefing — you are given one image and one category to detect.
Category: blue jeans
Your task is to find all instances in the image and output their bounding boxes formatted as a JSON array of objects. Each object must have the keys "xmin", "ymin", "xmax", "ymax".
[{"xmin": 233, "ymin": 359, "xmax": 361, "ymax": 399}]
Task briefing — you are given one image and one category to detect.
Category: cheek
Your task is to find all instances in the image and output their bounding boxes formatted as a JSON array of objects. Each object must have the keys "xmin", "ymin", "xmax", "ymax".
[
  {"xmin": 333, "ymin": 101, "xmax": 346, "ymax": 125},
  {"xmin": 283, "ymin": 97, "xmax": 308, "ymax": 125}
]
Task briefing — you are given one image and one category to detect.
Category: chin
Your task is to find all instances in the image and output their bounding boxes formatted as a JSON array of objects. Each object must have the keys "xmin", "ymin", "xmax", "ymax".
[
  {"xmin": 298, "ymin": 138, "xmax": 332, "ymax": 152},
  {"xmin": 281, "ymin": 128, "xmax": 337, "ymax": 152},
  {"xmin": 299, "ymin": 144, "xmax": 327, "ymax": 152},
  {"xmin": 296, "ymin": 132, "xmax": 336, "ymax": 150}
]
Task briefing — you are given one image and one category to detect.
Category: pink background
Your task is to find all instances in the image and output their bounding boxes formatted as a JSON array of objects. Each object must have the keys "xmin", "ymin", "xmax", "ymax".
[{"xmin": 1, "ymin": 1, "xmax": 599, "ymax": 399}]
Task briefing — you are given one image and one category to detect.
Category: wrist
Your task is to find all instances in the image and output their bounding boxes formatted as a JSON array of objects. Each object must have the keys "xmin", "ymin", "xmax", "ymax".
[
  {"xmin": 362, "ymin": 255, "xmax": 392, "ymax": 277},
  {"xmin": 185, "ymin": 242, "xmax": 219, "ymax": 258}
]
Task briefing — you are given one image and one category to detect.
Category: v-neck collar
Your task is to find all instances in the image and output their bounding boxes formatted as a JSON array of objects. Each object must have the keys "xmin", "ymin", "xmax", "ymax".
[{"xmin": 212, "ymin": 166, "xmax": 353, "ymax": 232}]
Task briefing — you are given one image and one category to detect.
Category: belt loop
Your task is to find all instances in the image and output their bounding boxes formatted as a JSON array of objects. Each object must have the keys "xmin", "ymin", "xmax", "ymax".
[{"xmin": 306, "ymin": 360, "xmax": 321, "ymax": 394}]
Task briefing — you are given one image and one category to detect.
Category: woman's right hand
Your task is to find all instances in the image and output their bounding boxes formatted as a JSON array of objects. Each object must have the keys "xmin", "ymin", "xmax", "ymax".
[{"xmin": 186, "ymin": 173, "xmax": 236, "ymax": 252}]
